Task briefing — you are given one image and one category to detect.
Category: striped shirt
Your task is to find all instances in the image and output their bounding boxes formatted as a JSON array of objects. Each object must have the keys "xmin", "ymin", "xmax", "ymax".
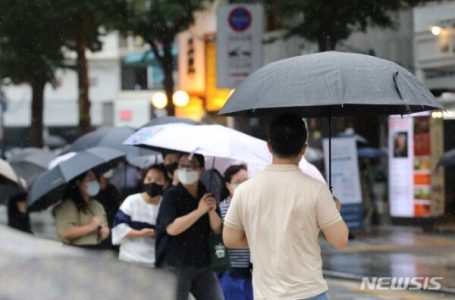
[{"xmin": 220, "ymin": 198, "xmax": 251, "ymax": 269}]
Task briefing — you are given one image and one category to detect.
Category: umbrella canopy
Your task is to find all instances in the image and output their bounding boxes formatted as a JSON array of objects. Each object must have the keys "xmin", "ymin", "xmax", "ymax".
[
  {"xmin": 0, "ymin": 158, "xmax": 22, "ymax": 185},
  {"xmin": 44, "ymin": 135, "xmax": 67, "ymax": 148},
  {"xmin": 28, "ymin": 147, "xmax": 125, "ymax": 211},
  {"xmin": 66, "ymin": 127, "xmax": 158, "ymax": 164},
  {"xmin": 219, "ymin": 51, "xmax": 443, "ymax": 189},
  {"xmin": 358, "ymin": 147, "xmax": 387, "ymax": 159},
  {"xmin": 141, "ymin": 116, "xmax": 202, "ymax": 128},
  {"xmin": 124, "ymin": 123, "xmax": 271, "ymax": 164},
  {"xmin": 9, "ymin": 148, "xmax": 57, "ymax": 185},
  {"xmin": 220, "ymin": 51, "xmax": 443, "ymax": 117},
  {"xmin": 0, "ymin": 226, "xmax": 177, "ymax": 300},
  {"xmin": 438, "ymin": 149, "xmax": 455, "ymax": 167}
]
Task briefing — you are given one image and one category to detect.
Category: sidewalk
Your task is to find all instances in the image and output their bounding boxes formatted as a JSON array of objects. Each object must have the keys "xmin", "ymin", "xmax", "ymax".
[{"xmin": 321, "ymin": 225, "xmax": 455, "ymax": 295}]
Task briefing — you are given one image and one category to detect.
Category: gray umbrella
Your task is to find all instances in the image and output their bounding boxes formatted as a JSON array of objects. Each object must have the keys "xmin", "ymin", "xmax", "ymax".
[
  {"xmin": 44, "ymin": 135, "xmax": 67, "ymax": 148},
  {"xmin": 66, "ymin": 126, "xmax": 158, "ymax": 167},
  {"xmin": 28, "ymin": 147, "xmax": 125, "ymax": 211},
  {"xmin": 219, "ymin": 51, "xmax": 443, "ymax": 189},
  {"xmin": 438, "ymin": 149, "xmax": 455, "ymax": 167},
  {"xmin": 0, "ymin": 226, "xmax": 177, "ymax": 300},
  {"xmin": 9, "ymin": 148, "xmax": 57, "ymax": 185}
]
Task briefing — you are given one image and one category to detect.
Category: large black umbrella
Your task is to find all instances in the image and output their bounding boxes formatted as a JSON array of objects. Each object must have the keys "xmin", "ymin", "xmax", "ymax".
[
  {"xmin": 0, "ymin": 226, "xmax": 177, "ymax": 300},
  {"xmin": 438, "ymin": 149, "xmax": 455, "ymax": 167},
  {"xmin": 9, "ymin": 148, "xmax": 57, "ymax": 185},
  {"xmin": 27, "ymin": 147, "xmax": 125, "ymax": 211},
  {"xmin": 219, "ymin": 51, "xmax": 443, "ymax": 189},
  {"xmin": 66, "ymin": 127, "xmax": 158, "ymax": 167}
]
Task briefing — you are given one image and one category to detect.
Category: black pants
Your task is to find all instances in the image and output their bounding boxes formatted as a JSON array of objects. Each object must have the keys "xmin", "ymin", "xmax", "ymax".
[{"xmin": 165, "ymin": 265, "xmax": 224, "ymax": 300}]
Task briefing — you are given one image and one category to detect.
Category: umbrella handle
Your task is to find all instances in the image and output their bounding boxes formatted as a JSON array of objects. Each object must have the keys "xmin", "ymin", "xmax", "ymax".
[{"xmin": 207, "ymin": 157, "xmax": 216, "ymax": 195}]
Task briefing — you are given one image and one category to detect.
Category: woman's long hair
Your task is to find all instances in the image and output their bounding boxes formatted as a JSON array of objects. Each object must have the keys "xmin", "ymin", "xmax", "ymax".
[{"xmin": 63, "ymin": 173, "xmax": 90, "ymax": 213}]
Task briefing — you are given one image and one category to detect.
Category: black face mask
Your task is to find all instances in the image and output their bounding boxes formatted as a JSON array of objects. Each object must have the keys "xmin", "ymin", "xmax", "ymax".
[
  {"xmin": 165, "ymin": 162, "xmax": 178, "ymax": 176},
  {"xmin": 144, "ymin": 183, "xmax": 164, "ymax": 197}
]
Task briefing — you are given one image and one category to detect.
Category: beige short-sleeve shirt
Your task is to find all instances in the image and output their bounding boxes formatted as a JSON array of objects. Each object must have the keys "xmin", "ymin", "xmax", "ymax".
[
  {"xmin": 224, "ymin": 164, "xmax": 342, "ymax": 300},
  {"xmin": 54, "ymin": 199, "xmax": 107, "ymax": 246}
]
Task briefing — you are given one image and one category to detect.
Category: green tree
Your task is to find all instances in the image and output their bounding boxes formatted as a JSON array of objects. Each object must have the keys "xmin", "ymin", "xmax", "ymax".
[
  {"xmin": 57, "ymin": 1, "xmax": 125, "ymax": 133},
  {"xmin": 0, "ymin": 0, "xmax": 66, "ymax": 147},
  {"xmin": 122, "ymin": 0, "xmax": 209, "ymax": 116},
  {"xmin": 265, "ymin": 0, "xmax": 433, "ymax": 51}
]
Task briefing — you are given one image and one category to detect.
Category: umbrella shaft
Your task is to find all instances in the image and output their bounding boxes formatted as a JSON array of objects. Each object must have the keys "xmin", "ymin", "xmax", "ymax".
[{"xmin": 328, "ymin": 108, "xmax": 332, "ymax": 193}]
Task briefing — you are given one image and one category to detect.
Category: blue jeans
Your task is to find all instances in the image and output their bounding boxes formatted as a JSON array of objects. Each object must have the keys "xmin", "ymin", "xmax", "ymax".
[
  {"xmin": 165, "ymin": 265, "xmax": 224, "ymax": 300},
  {"xmin": 219, "ymin": 271, "xmax": 253, "ymax": 300},
  {"xmin": 300, "ymin": 291, "xmax": 329, "ymax": 300}
]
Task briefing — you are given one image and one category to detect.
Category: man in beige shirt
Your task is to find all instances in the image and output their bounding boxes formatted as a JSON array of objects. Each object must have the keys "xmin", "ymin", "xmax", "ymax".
[{"xmin": 223, "ymin": 113, "xmax": 349, "ymax": 300}]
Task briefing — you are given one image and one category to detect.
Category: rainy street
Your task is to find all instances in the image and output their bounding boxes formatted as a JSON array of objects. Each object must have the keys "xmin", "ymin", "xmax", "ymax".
[{"xmin": 1, "ymin": 1, "xmax": 455, "ymax": 300}]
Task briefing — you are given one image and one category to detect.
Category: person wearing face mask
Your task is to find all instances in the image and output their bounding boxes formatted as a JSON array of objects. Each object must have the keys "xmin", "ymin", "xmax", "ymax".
[
  {"xmin": 54, "ymin": 170, "xmax": 110, "ymax": 249},
  {"xmin": 162, "ymin": 151, "xmax": 181, "ymax": 186},
  {"xmin": 218, "ymin": 164, "xmax": 253, "ymax": 300},
  {"xmin": 111, "ymin": 164, "xmax": 170, "ymax": 267},
  {"xmin": 155, "ymin": 153, "xmax": 224, "ymax": 300}
]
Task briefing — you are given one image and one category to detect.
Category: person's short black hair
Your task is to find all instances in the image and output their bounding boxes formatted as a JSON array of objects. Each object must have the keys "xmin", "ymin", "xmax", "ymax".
[
  {"xmin": 179, "ymin": 153, "xmax": 205, "ymax": 169},
  {"xmin": 140, "ymin": 164, "xmax": 170, "ymax": 186},
  {"xmin": 224, "ymin": 164, "xmax": 247, "ymax": 183},
  {"xmin": 268, "ymin": 113, "xmax": 307, "ymax": 157}
]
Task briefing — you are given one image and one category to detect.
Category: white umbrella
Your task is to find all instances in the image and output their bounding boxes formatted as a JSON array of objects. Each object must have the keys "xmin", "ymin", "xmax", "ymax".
[
  {"xmin": 125, "ymin": 123, "xmax": 326, "ymax": 183},
  {"xmin": 0, "ymin": 159, "xmax": 22, "ymax": 184},
  {"xmin": 124, "ymin": 123, "xmax": 271, "ymax": 164}
]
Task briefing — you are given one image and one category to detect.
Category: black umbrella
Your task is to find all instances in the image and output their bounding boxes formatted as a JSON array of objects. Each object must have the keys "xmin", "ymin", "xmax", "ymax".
[
  {"xmin": 9, "ymin": 148, "xmax": 57, "ymax": 185},
  {"xmin": 438, "ymin": 149, "xmax": 455, "ymax": 167},
  {"xmin": 219, "ymin": 51, "xmax": 443, "ymax": 189},
  {"xmin": 27, "ymin": 147, "xmax": 125, "ymax": 211},
  {"xmin": 0, "ymin": 226, "xmax": 177, "ymax": 300}
]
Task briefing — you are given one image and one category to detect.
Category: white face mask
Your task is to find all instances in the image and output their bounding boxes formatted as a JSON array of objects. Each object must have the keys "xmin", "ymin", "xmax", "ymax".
[
  {"xmin": 177, "ymin": 169, "xmax": 199, "ymax": 185},
  {"xmin": 86, "ymin": 180, "xmax": 100, "ymax": 197}
]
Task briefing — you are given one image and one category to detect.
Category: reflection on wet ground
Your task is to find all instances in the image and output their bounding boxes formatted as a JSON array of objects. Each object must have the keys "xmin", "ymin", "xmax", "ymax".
[{"xmin": 321, "ymin": 226, "xmax": 455, "ymax": 295}]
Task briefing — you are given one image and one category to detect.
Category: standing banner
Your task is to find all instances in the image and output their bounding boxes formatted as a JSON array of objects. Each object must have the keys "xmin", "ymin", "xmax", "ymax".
[
  {"xmin": 323, "ymin": 137, "xmax": 363, "ymax": 229},
  {"xmin": 388, "ymin": 116, "xmax": 414, "ymax": 217},
  {"xmin": 217, "ymin": 4, "xmax": 263, "ymax": 88}
]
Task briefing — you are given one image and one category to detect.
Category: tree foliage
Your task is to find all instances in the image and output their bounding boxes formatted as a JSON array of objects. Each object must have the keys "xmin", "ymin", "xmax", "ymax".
[
  {"xmin": 0, "ymin": 0, "xmax": 66, "ymax": 147},
  {"xmin": 121, "ymin": 0, "xmax": 209, "ymax": 115},
  {"xmin": 265, "ymin": 0, "xmax": 435, "ymax": 50}
]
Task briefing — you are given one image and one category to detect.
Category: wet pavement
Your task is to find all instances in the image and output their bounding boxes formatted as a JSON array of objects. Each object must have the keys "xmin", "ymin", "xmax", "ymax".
[{"xmin": 321, "ymin": 226, "xmax": 455, "ymax": 295}]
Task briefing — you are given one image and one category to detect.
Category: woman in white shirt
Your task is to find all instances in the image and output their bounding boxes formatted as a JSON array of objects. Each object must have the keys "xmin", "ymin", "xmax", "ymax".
[{"xmin": 112, "ymin": 164, "xmax": 170, "ymax": 267}]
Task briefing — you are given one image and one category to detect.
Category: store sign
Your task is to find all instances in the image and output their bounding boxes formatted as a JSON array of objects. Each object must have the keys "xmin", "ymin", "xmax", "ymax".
[
  {"xmin": 177, "ymin": 31, "xmax": 206, "ymax": 94},
  {"xmin": 217, "ymin": 4, "xmax": 264, "ymax": 88}
]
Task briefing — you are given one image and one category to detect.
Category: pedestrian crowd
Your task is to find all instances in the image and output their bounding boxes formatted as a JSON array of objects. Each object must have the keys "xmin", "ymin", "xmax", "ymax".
[{"xmin": 6, "ymin": 113, "xmax": 348, "ymax": 300}]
